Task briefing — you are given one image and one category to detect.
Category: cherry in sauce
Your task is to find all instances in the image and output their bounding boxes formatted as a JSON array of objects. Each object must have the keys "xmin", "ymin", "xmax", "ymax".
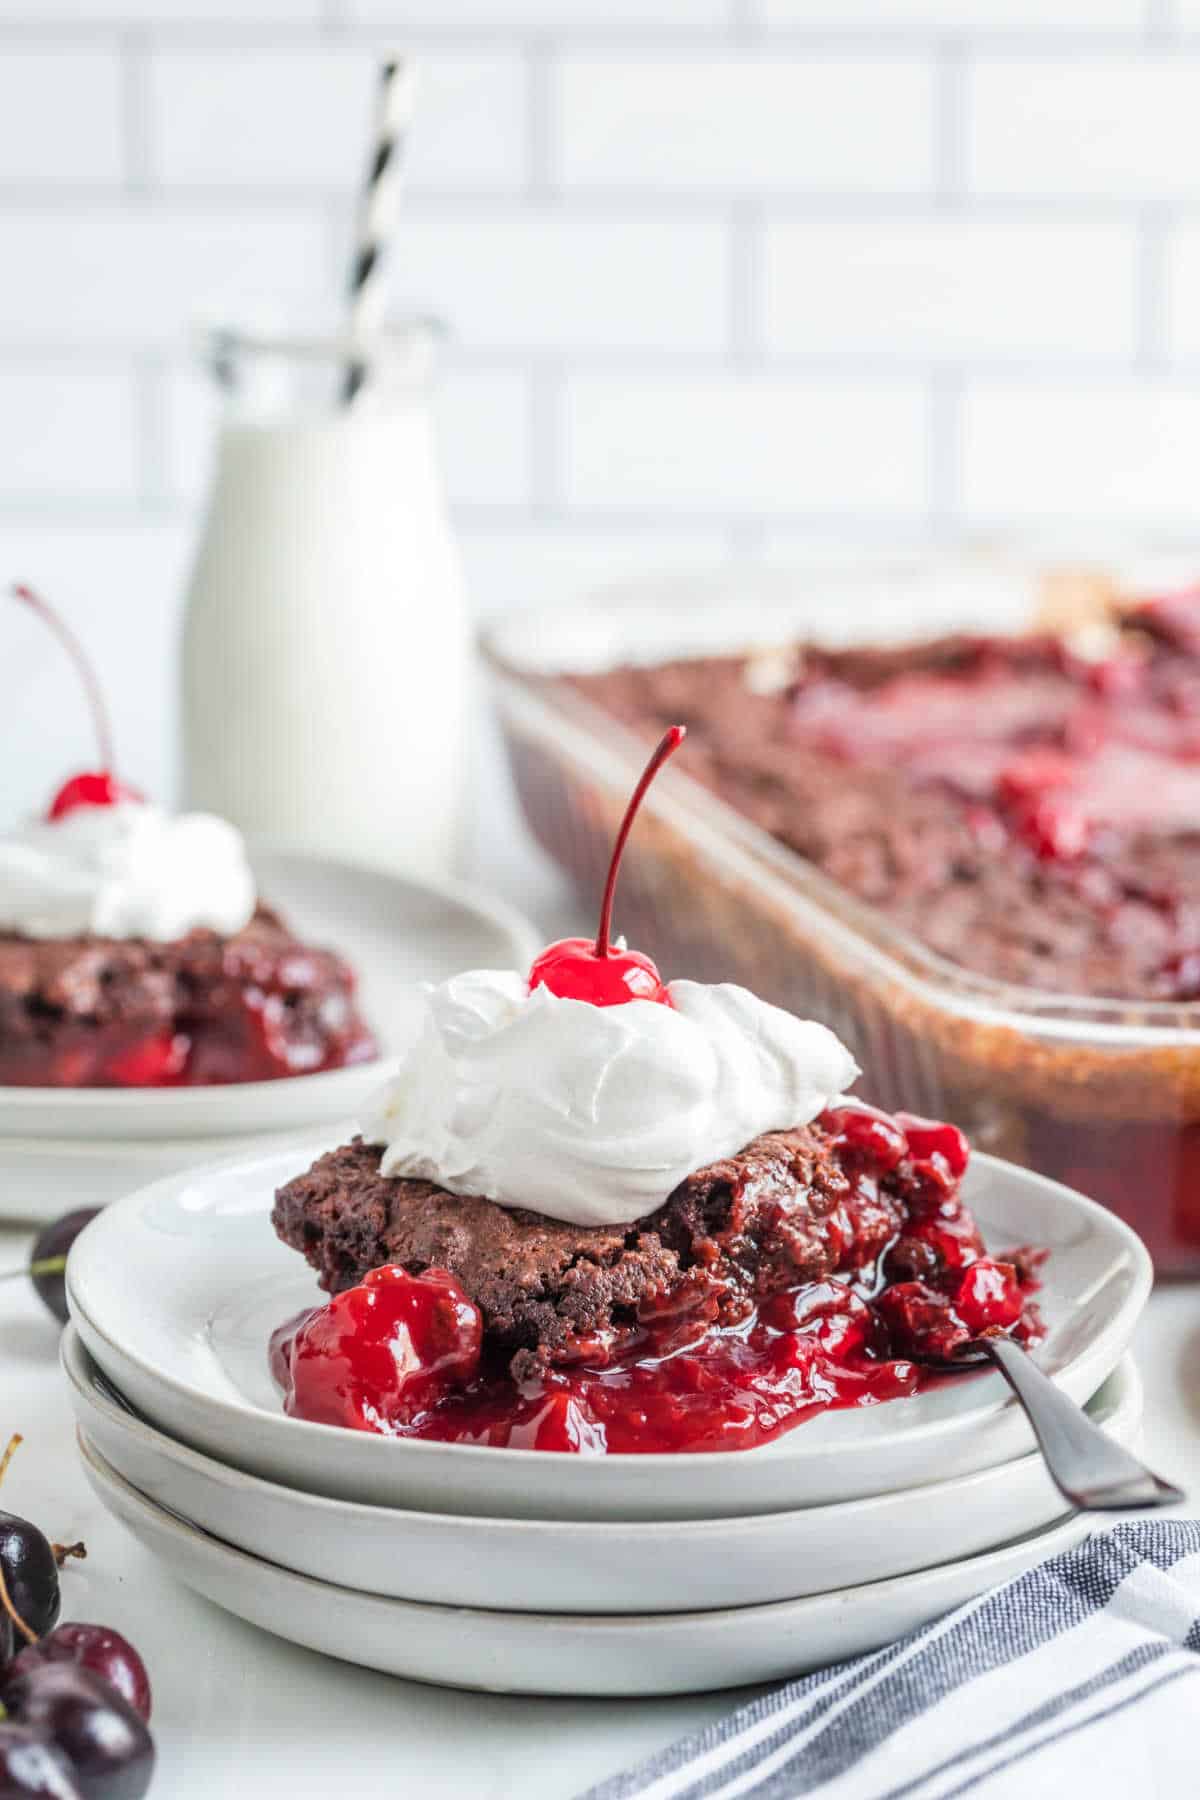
[
  {"xmin": 282, "ymin": 1265, "xmax": 483, "ymax": 1433},
  {"xmin": 12, "ymin": 583, "xmax": 140, "ymax": 821},
  {"xmin": 528, "ymin": 724, "xmax": 685, "ymax": 1007},
  {"xmin": 273, "ymin": 1103, "xmax": 1043, "ymax": 1455}
]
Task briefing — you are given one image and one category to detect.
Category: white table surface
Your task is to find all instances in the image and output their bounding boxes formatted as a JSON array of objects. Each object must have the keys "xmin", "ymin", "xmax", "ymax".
[{"xmin": 4, "ymin": 818, "xmax": 1198, "ymax": 1800}]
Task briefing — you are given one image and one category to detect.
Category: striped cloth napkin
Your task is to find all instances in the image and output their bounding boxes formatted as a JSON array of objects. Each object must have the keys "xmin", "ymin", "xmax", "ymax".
[{"xmin": 582, "ymin": 1520, "xmax": 1200, "ymax": 1800}]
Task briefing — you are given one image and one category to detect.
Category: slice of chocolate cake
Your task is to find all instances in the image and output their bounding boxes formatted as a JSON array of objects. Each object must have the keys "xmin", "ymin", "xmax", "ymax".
[{"xmin": 272, "ymin": 1122, "xmax": 914, "ymax": 1378}]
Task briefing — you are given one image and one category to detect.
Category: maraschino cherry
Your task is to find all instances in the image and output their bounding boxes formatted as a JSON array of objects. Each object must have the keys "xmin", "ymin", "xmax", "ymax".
[
  {"xmin": 12, "ymin": 583, "xmax": 140, "ymax": 821},
  {"xmin": 529, "ymin": 725, "xmax": 686, "ymax": 1007}
]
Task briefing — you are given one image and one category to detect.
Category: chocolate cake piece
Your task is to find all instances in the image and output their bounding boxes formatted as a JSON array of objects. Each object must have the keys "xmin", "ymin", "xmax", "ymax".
[
  {"xmin": 0, "ymin": 904, "xmax": 376, "ymax": 1087},
  {"xmin": 272, "ymin": 1125, "xmax": 908, "ymax": 1376},
  {"xmin": 566, "ymin": 609, "xmax": 1200, "ymax": 1002}
]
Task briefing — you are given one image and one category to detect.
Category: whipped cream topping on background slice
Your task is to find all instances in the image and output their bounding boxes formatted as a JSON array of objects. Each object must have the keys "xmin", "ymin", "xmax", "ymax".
[
  {"xmin": 363, "ymin": 968, "xmax": 860, "ymax": 1228},
  {"xmin": 0, "ymin": 801, "xmax": 257, "ymax": 941}
]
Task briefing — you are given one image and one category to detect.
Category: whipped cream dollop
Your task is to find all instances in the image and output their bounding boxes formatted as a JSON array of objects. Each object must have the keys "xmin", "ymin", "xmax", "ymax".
[
  {"xmin": 364, "ymin": 969, "xmax": 859, "ymax": 1227},
  {"xmin": 0, "ymin": 801, "xmax": 257, "ymax": 941}
]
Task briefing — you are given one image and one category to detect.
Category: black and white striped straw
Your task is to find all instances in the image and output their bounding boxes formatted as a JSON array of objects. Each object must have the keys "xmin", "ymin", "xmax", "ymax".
[{"xmin": 342, "ymin": 53, "xmax": 416, "ymax": 406}]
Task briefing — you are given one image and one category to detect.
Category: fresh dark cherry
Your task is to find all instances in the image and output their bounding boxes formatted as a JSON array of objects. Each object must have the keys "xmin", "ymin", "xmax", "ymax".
[
  {"xmin": 0, "ymin": 1511, "xmax": 61, "ymax": 1641},
  {"xmin": 1, "ymin": 1665, "xmax": 153, "ymax": 1800},
  {"xmin": 0, "ymin": 1725, "xmax": 81, "ymax": 1799},
  {"xmin": 284, "ymin": 1265, "xmax": 483, "ymax": 1432},
  {"xmin": 11, "ymin": 586, "xmax": 140, "ymax": 823},
  {"xmin": 24, "ymin": 1211, "xmax": 100, "ymax": 1327},
  {"xmin": 9, "ymin": 1629, "xmax": 151, "ymax": 1726},
  {"xmin": 529, "ymin": 724, "xmax": 685, "ymax": 1008}
]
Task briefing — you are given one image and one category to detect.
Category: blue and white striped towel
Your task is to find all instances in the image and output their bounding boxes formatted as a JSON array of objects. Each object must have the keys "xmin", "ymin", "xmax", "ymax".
[{"xmin": 582, "ymin": 1521, "xmax": 1200, "ymax": 1800}]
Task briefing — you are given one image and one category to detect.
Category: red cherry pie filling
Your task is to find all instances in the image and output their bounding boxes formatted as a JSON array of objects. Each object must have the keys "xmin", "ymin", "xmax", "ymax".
[
  {"xmin": 0, "ymin": 908, "xmax": 377, "ymax": 1088},
  {"xmin": 272, "ymin": 1101, "xmax": 1043, "ymax": 1455}
]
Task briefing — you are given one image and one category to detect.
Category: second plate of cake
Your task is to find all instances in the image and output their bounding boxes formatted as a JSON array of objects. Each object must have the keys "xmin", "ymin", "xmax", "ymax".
[{"xmin": 0, "ymin": 852, "xmax": 540, "ymax": 1219}]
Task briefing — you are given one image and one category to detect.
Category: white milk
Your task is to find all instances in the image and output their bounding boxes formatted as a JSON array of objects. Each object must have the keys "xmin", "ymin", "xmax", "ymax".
[{"xmin": 181, "ymin": 334, "xmax": 467, "ymax": 878}]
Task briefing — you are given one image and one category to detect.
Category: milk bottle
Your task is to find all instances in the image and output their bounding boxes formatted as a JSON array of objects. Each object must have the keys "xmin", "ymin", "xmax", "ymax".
[{"xmin": 181, "ymin": 325, "xmax": 467, "ymax": 878}]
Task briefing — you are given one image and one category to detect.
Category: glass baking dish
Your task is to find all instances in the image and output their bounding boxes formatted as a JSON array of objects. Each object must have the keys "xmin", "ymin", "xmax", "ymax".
[{"xmin": 481, "ymin": 555, "xmax": 1200, "ymax": 1277}]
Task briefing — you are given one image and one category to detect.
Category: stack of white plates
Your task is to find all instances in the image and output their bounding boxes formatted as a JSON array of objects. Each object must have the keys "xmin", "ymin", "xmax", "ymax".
[{"xmin": 65, "ymin": 1146, "xmax": 1152, "ymax": 1697}]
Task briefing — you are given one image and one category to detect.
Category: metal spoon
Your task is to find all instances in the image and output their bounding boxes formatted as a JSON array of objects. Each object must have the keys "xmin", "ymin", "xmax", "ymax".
[{"xmin": 917, "ymin": 1334, "xmax": 1183, "ymax": 1512}]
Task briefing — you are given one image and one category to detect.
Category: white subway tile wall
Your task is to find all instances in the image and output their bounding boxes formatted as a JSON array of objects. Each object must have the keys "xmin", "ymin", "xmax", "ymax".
[
  {"xmin": 564, "ymin": 372, "xmax": 930, "ymax": 515},
  {"xmin": 4, "ymin": 0, "xmax": 1200, "ymax": 750},
  {"xmin": 0, "ymin": 50, "xmax": 124, "ymax": 186}
]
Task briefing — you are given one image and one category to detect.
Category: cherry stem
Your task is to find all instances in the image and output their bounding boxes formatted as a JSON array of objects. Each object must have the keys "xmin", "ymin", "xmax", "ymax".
[
  {"xmin": 12, "ymin": 583, "xmax": 114, "ymax": 774},
  {"xmin": 0, "ymin": 1558, "xmax": 37, "ymax": 1647},
  {"xmin": 52, "ymin": 1542, "xmax": 86, "ymax": 1569},
  {"xmin": 0, "ymin": 1435, "xmax": 21, "ymax": 1492},
  {"xmin": 0, "ymin": 1257, "xmax": 66, "ymax": 1287},
  {"xmin": 594, "ymin": 724, "xmax": 686, "ymax": 960}
]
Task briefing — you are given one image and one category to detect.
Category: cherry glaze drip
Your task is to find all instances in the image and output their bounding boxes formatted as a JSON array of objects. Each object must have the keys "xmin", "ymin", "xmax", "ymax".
[
  {"xmin": 12, "ymin": 583, "xmax": 141, "ymax": 820},
  {"xmin": 528, "ymin": 724, "xmax": 686, "ymax": 1007},
  {"xmin": 273, "ymin": 1103, "xmax": 1044, "ymax": 1455}
]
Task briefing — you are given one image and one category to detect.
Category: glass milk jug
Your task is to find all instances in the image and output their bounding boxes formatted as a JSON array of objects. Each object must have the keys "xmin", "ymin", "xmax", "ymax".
[{"xmin": 181, "ymin": 325, "xmax": 467, "ymax": 878}]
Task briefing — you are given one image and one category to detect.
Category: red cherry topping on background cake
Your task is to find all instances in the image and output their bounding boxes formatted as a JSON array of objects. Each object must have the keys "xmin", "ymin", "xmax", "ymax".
[
  {"xmin": 12, "ymin": 583, "xmax": 141, "ymax": 820},
  {"xmin": 529, "ymin": 725, "xmax": 686, "ymax": 1007}
]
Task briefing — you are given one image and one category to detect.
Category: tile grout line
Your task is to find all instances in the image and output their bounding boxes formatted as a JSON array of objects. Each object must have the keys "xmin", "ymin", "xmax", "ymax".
[
  {"xmin": 119, "ymin": 26, "xmax": 152, "ymax": 196},
  {"xmin": 6, "ymin": 189, "xmax": 1200, "ymax": 223},
  {"xmin": 0, "ymin": 345, "xmax": 1185, "ymax": 380},
  {"xmin": 526, "ymin": 35, "xmax": 555, "ymax": 200},
  {"xmin": 0, "ymin": 20, "xmax": 1176, "ymax": 50},
  {"xmin": 728, "ymin": 201, "xmax": 764, "ymax": 369},
  {"xmin": 729, "ymin": 0, "xmax": 762, "ymax": 44},
  {"xmin": 934, "ymin": 37, "xmax": 967, "ymax": 211},
  {"xmin": 528, "ymin": 360, "xmax": 565, "ymax": 520},
  {"xmin": 1144, "ymin": 0, "xmax": 1178, "ymax": 43},
  {"xmin": 132, "ymin": 354, "xmax": 171, "ymax": 510}
]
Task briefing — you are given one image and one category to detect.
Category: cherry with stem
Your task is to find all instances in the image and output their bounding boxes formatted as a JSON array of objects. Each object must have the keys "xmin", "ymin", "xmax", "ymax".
[
  {"xmin": 11, "ymin": 584, "xmax": 139, "ymax": 820},
  {"xmin": 0, "ymin": 1211, "xmax": 100, "ymax": 1327},
  {"xmin": 528, "ymin": 725, "xmax": 686, "ymax": 1007}
]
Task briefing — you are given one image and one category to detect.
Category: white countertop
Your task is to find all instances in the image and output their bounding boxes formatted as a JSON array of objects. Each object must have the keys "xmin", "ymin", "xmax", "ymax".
[{"xmin": 5, "ymin": 824, "xmax": 1198, "ymax": 1799}]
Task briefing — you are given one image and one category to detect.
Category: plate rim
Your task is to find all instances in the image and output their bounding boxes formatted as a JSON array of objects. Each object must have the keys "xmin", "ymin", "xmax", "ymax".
[
  {"xmin": 61, "ymin": 1324, "xmax": 1143, "ymax": 1539},
  {"xmin": 77, "ymin": 1425, "xmax": 1091, "ymax": 1628},
  {"xmin": 66, "ymin": 1144, "xmax": 1153, "ymax": 1475}
]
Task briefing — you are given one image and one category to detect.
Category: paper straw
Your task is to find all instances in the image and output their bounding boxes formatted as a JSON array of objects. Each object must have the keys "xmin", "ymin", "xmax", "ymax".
[{"xmin": 342, "ymin": 54, "xmax": 417, "ymax": 406}]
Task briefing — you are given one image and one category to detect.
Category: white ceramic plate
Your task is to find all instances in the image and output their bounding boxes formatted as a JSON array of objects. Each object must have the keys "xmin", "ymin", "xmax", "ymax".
[
  {"xmin": 67, "ymin": 1142, "xmax": 1151, "ymax": 1521},
  {"xmin": 62, "ymin": 1327, "xmax": 1141, "ymax": 1615},
  {"xmin": 0, "ymin": 849, "xmax": 539, "ymax": 1146},
  {"xmin": 78, "ymin": 1430, "xmax": 1092, "ymax": 1698},
  {"xmin": 0, "ymin": 1129, "xmax": 316, "ymax": 1226}
]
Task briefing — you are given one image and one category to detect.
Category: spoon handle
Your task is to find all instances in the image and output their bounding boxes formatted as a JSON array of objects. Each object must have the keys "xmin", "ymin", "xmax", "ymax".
[{"xmin": 984, "ymin": 1337, "xmax": 1183, "ymax": 1512}]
